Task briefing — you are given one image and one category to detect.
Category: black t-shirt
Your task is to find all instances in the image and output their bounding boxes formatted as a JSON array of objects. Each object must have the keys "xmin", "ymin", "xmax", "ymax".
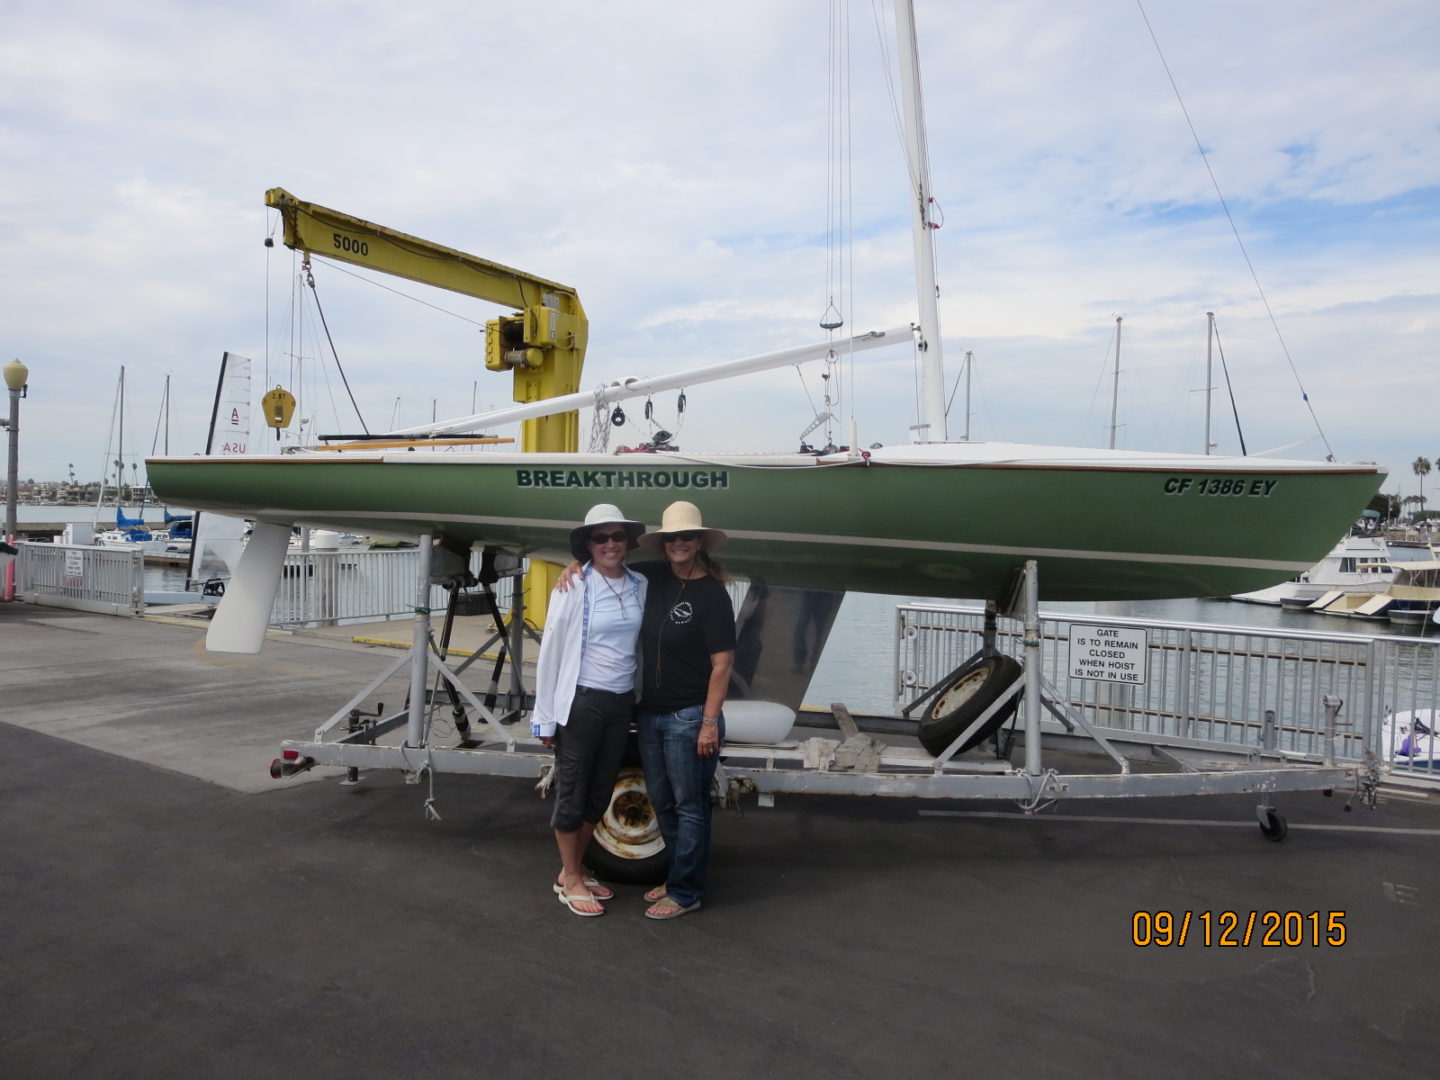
[{"xmin": 633, "ymin": 560, "xmax": 736, "ymax": 712}]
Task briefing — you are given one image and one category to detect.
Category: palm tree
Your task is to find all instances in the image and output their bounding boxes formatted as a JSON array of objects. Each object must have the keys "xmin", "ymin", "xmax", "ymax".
[{"xmin": 1413, "ymin": 457, "xmax": 1432, "ymax": 513}]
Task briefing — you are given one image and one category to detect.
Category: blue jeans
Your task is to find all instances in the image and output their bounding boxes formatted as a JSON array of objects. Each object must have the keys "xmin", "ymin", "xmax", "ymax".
[{"xmin": 637, "ymin": 705, "xmax": 722, "ymax": 908}]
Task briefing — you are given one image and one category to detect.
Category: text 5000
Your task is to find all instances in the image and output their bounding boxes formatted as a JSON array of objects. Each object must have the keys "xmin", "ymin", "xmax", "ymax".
[
  {"xmin": 1164, "ymin": 477, "xmax": 1277, "ymax": 497},
  {"xmin": 333, "ymin": 233, "xmax": 370, "ymax": 256}
]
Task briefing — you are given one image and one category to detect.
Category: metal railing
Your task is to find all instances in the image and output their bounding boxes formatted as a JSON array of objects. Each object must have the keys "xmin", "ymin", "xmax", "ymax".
[
  {"xmin": 15, "ymin": 542, "xmax": 144, "ymax": 615},
  {"xmin": 15, "ymin": 542, "xmax": 515, "ymax": 628},
  {"xmin": 895, "ymin": 603, "xmax": 1440, "ymax": 782},
  {"xmin": 269, "ymin": 549, "xmax": 515, "ymax": 628}
]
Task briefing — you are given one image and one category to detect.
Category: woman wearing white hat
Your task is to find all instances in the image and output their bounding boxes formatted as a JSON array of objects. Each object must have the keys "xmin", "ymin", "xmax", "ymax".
[
  {"xmin": 631, "ymin": 500, "xmax": 736, "ymax": 920},
  {"xmin": 532, "ymin": 503, "xmax": 647, "ymax": 916}
]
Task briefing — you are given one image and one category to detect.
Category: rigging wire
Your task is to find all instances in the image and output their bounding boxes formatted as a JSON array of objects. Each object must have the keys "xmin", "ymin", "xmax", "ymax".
[
  {"xmin": 304, "ymin": 256, "xmax": 489, "ymax": 327},
  {"xmin": 870, "ymin": 0, "xmax": 911, "ymax": 178},
  {"xmin": 1211, "ymin": 317, "xmax": 1249, "ymax": 456},
  {"xmin": 1136, "ymin": 0, "xmax": 1334, "ymax": 461},
  {"xmin": 300, "ymin": 260, "xmax": 370, "ymax": 435}
]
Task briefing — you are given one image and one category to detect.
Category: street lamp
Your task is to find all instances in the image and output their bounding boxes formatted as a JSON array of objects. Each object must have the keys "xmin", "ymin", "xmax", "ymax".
[{"xmin": 4, "ymin": 358, "xmax": 29, "ymax": 601}]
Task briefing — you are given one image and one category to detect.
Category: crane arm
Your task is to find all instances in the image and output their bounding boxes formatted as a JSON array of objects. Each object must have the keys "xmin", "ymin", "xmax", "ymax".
[{"xmin": 263, "ymin": 187, "xmax": 588, "ymax": 452}]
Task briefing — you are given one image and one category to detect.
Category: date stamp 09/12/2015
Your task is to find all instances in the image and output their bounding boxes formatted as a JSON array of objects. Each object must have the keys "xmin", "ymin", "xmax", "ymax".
[{"xmin": 1132, "ymin": 911, "xmax": 1347, "ymax": 948}]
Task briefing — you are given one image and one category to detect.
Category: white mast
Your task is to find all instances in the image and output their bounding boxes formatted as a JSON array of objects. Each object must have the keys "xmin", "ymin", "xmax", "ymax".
[
  {"xmin": 963, "ymin": 350, "xmax": 973, "ymax": 440},
  {"xmin": 1204, "ymin": 311, "xmax": 1215, "ymax": 455},
  {"xmin": 894, "ymin": 0, "xmax": 948, "ymax": 443},
  {"xmin": 1109, "ymin": 316, "xmax": 1123, "ymax": 450}
]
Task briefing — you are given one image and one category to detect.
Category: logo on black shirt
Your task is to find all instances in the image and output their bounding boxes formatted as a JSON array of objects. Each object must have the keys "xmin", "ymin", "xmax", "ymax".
[{"xmin": 669, "ymin": 600, "xmax": 694, "ymax": 625}]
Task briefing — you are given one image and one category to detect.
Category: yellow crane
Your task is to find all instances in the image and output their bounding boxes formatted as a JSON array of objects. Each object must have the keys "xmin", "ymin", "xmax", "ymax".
[{"xmin": 264, "ymin": 187, "xmax": 588, "ymax": 619}]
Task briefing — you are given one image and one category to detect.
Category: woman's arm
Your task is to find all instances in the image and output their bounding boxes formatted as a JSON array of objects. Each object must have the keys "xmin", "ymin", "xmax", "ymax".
[{"xmin": 698, "ymin": 649, "xmax": 734, "ymax": 756}]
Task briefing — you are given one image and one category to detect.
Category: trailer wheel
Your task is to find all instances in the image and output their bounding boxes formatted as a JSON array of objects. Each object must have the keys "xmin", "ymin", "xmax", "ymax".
[
  {"xmin": 585, "ymin": 766, "xmax": 669, "ymax": 885},
  {"xmin": 918, "ymin": 655, "xmax": 1025, "ymax": 757},
  {"xmin": 1259, "ymin": 809, "xmax": 1288, "ymax": 842}
]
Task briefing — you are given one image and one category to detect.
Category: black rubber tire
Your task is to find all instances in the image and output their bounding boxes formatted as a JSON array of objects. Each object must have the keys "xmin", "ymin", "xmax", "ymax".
[
  {"xmin": 918, "ymin": 655, "xmax": 1025, "ymax": 757},
  {"xmin": 583, "ymin": 765, "xmax": 670, "ymax": 885},
  {"xmin": 1259, "ymin": 809, "xmax": 1289, "ymax": 842}
]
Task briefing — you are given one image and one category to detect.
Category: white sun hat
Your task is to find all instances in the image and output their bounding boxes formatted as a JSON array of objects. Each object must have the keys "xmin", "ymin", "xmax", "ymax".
[
  {"xmin": 637, "ymin": 500, "xmax": 728, "ymax": 552},
  {"xmin": 569, "ymin": 503, "xmax": 645, "ymax": 562}
]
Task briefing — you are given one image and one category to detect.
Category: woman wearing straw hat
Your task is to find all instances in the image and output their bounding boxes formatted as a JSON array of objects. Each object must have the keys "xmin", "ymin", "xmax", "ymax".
[
  {"xmin": 532, "ymin": 503, "xmax": 647, "ymax": 917},
  {"xmin": 632, "ymin": 500, "xmax": 736, "ymax": 920}
]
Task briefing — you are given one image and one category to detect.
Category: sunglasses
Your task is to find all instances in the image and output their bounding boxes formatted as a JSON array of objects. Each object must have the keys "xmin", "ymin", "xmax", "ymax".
[
  {"xmin": 587, "ymin": 530, "xmax": 630, "ymax": 545},
  {"xmin": 662, "ymin": 531, "xmax": 702, "ymax": 543}
]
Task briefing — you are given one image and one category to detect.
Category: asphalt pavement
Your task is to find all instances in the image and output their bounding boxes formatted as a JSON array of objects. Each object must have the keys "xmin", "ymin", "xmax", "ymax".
[{"xmin": 2, "ymin": 602, "xmax": 1437, "ymax": 1079}]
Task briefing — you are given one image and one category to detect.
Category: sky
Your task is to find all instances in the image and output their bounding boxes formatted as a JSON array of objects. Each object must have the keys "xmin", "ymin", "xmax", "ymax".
[{"xmin": 3, "ymin": 0, "xmax": 1437, "ymax": 503}]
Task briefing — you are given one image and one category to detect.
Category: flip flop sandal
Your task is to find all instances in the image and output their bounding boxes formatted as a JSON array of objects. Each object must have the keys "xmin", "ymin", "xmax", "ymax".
[
  {"xmin": 554, "ymin": 877, "xmax": 614, "ymax": 901},
  {"xmin": 644, "ymin": 899, "xmax": 701, "ymax": 921},
  {"xmin": 643, "ymin": 886, "xmax": 668, "ymax": 903},
  {"xmin": 558, "ymin": 891, "xmax": 605, "ymax": 917}
]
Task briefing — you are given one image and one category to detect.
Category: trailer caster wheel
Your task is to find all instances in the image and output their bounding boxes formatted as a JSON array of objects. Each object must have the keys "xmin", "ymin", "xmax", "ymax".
[{"xmin": 1259, "ymin": 809, "xmax": 1288, "ymax": 842}]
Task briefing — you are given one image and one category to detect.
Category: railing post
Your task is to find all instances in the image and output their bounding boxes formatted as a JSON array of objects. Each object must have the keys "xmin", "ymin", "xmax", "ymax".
[
  {"xmin": 1176, "ymin": 628, "xmax": 1192, "ymax": 740},
  {"xmin": 1321, "ymin": 695, "xmax": 1341, "ymax": 767},
  {"xmin": 1260, "ymin": 709, "xmax": 1277, "ymax": 753}
]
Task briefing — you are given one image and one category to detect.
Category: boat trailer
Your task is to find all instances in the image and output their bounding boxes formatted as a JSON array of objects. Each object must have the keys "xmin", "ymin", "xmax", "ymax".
[{"xmin": 270, "ymin": 537, "xmax": 1381, "ymax": 875}]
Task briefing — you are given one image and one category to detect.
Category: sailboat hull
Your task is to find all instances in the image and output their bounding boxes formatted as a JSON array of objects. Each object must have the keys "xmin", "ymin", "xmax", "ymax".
[{"xmin": 146, "ymin": 444, "xmax": 1383, "ymax": 602}]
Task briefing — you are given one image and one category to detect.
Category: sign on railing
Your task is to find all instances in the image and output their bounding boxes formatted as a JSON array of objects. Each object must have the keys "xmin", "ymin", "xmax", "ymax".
[{"xmin": 1067, "ymin": 625, "xmax": 1148, "ymax": 684}]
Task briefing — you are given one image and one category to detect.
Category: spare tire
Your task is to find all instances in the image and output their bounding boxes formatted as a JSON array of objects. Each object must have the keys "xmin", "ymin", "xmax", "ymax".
[
  {"xmin": 917, "ymin": 655, "xmax": 1025, "ymax": 757},
  {"xmin": 584, "ymin": 765, "xmax": 670, "ymax": 885}
]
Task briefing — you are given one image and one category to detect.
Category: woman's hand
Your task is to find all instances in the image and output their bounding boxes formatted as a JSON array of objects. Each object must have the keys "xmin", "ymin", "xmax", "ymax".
[
  {"xmin": 697, "ymin": 719, "xmax": 720, "ymax": 757},
  {"xmin": 539, "ymin": 735, "xmax": 556, "ymax": 748},
  {"xmin": 555, "ymin": 561, "xmax": 583, "ymax": 592}
]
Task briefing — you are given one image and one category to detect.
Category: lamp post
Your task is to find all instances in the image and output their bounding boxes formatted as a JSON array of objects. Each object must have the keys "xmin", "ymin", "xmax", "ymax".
[{"xmin": 4, "ymin": 358, "xmax": 29, "ymax": 602}]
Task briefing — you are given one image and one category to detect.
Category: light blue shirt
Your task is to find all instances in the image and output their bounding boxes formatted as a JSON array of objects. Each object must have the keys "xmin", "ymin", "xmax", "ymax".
[{"xmin": 578, "ymin": 572, "xmax": 642, "ymax": 691}]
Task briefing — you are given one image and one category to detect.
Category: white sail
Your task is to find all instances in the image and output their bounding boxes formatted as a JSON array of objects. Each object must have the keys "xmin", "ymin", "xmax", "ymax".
[{"xmin": 187, "ymin": 352, "xmax": 253, "ymax": 588}]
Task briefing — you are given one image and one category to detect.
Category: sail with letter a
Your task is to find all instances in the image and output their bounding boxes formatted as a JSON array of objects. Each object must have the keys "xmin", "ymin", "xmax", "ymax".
[{"xmin": 187, "ymin": 352, "xmax": 253, "ymax": 589}]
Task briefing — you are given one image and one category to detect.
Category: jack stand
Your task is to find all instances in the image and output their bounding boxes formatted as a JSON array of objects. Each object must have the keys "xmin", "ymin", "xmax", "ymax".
[{"xmin": 341, "ymin": 702, "xmax": 383, "ymax": 786}]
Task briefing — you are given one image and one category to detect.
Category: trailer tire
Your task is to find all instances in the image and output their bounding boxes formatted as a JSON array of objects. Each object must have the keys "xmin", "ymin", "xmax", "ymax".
[
  {"xmin": 918, "ymin": 655, "xmax": 1025, "ymax": 757},
  {"xmin": 585, "ymin": 765, "xmax": 670, "ymax": 885}
]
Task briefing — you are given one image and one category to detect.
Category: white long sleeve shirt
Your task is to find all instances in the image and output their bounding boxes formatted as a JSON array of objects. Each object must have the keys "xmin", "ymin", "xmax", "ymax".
[{"xmin": 531, "ymin": 562, "xmax": 648, "ymax": 738}]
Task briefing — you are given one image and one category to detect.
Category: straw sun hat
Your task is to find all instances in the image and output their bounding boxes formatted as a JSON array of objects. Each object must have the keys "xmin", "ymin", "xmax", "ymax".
[
  {"xmin": 636, "ymin": 501, "xmax": 728, "ymax": 553},
  {"xmin": 568, "ymin": 503, "xmax": 645, "ymax": 562}
]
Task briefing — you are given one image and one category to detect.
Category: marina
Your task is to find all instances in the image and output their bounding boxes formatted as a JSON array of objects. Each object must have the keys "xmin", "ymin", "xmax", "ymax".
[{"xmin": 4, "ymin": 0, "xmax": 1436, "ymax": 1075}]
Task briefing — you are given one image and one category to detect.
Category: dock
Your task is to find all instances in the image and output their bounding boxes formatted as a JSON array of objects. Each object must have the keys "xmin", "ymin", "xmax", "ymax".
[{"xmin": 2, "ymin": 601, "xmax": 1437, "ymax": 1079}]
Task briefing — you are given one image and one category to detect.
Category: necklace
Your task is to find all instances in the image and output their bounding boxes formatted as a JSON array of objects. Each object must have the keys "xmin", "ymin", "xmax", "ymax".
[
  {"xmin": 655, "ymin": 562, "xmax": 698, "ymax": 688},
  {"xmin": 597, "ymin": 570, "xmax": 630, "ymax": 616}
]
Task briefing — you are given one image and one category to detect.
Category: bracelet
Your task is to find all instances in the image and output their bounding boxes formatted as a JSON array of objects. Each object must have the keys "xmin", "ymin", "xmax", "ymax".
[{"xmin": 701, "ymin": 716, "xmax": 720, "ymax": 725}]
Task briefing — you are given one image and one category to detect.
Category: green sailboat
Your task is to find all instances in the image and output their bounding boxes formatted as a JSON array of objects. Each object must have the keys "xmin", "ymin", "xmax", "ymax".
[
  {"xmin": 147, "ymin": 442, "xmax": 1381, "ymax": 605},
  {"xmin": 147, "ymin": 1, "xmax": 1384, "ymax": 651}
]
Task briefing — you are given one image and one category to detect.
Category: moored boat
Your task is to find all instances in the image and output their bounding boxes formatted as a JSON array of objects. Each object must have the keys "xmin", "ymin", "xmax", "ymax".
[
  {"xmin": 1383, "ymin": 709, "xmax": 1439, "ymax": 770},
  {"xmin": 1307, "ymin": 551, "xmax": 1440, "ymax": 625},
  {"xmin": 1231, "ymin": 532, "xmax": 1393, "ymax": 607}
]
